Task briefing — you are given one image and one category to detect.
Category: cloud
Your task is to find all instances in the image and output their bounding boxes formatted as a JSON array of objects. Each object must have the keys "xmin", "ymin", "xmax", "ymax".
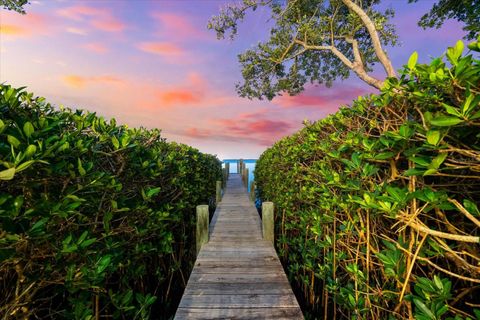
[
  {"xmin": 0, "ymin": 12, "xmax": 50, "ymax": 37},
  {"xmin": 275, "ymin": 84, "xmax": 372, "ymax": 110},
  {"xmin": 183, "ymin": 110, "xmax": 296, "ymax": 146},
  {"xmin": 56, "ymin": 5, "xmax": 125, "ymax": 33},
  {"xmin": 82, "ymin": 42, "xmax": 109, "ymax": 54},
  {"xmin": 157, "ymin": 89, "xmax": 202, "ymax": 105},
  {"xmin": 151, "ymin": 12, "xmax": 210, "ymax": 41},
  {"xmin": 66, "ymin": 27, "xmax": 87, "ymax": 35},
  {"xmin": 184, "ymin": 128, "xmax": 212, "ymax": 139},
  {"xmin": 0, "ymin": 24, "xmax": 26, "ymax": 36},
  {"xmin": 62, "ymin": 75, "xmax": 124, "ymax": 88},
  {"xmin": 137, "ymin": 42, "xmax": 184, "ymax": 56}
]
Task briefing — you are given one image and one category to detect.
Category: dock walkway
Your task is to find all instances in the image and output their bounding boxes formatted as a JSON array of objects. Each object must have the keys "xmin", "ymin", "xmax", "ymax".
[{"xmin": 175, "ymin": 173, "xmax": 303, "ymax": 319}]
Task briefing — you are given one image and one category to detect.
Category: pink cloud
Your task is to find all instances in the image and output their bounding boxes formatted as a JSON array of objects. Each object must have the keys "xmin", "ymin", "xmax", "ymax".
[
  {"xmin": 56, "ymin": 5, "xmax": 125, "ymax": 33},
  {"xmin": 151, "ymin": 12, "xmax": 210, "ymax": 40},
  {"xmin": 57, "ymin": 5, "xmax": 104, "ymax": 20},
  {"xmin": 185, "ymin": 128, "xmax": 212, "ymax": 139},
  {"xmin": 0, "ymin": 12, "xmax": 50, "ymax": 37},
  {"xmin": 137, "ymin": 42, "xmax": 184, "ymax": 56},
  {"xmin": 82, "ymin": 42, "xmax": 109, "ymax": 54},
  {"xmin": 275, "ymin": 85, "xmax": 372, "ymax": 110},
  {"xmin": 183, "ymin": 110, "xmax": 296, "ymax": 146}
]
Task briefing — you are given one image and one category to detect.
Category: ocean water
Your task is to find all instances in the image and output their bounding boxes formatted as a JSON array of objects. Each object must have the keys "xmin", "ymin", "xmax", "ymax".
[{"xmin": 222, "ymin": 159, "xmax": 256, "ymax": 192}]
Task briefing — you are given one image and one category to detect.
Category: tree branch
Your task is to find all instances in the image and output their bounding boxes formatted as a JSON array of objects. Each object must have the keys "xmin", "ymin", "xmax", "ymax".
[{"xmin": 341, "ymin": 0, "xmax": 397, "ymax": 78}]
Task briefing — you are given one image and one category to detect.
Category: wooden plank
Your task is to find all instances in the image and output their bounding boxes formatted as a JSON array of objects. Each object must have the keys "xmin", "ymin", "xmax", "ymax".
[
  {"xmin": 175, "ymin": 307, "xmax": 303, "ymax": 320},
  {"xmin": 183, "ymin": 282, "xmax": 293, "ymax": 294},
  {"xmin": 178, "ymin": 294, "xmax": 299, "ymax": 308},
  {"xmin": 186, "ymin": 273, "xmax": 288, "ymax": 283}
]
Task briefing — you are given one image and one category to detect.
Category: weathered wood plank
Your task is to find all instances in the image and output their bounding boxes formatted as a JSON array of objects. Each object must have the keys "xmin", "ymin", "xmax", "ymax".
[
  {"xmin": 178, "ymin": 294, "xmax": 299, "ymax": 308},
  {"xmin": 175, "ymin": 307, "xmax": 303, "ymax": 320}
]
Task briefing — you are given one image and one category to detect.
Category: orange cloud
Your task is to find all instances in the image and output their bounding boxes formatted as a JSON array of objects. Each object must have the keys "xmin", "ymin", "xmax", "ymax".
[
  {"xmin": 137, "ymin": 42, "xmax": 184, "ymax": 56},
  {"xmin": 0, "ymin": 12, "xmax": 50, "ymax": 37},
  {"xmin": 0, "ymin": 24, "xmax": 26, "ymax": 36},
  {"xmin": 82, "ymin": 42, "xmax": 109, "ymax": 54},
  {"xmin": 62, "ymin": 75, "xmax": 124, "ymax": 88},
  {"xmin": 57, "ymin": 5, "xmax": 125, "ymax": 33},
  {"xmin": 158, "ymin": 89, "xmax": 202, "ymax": 105}
]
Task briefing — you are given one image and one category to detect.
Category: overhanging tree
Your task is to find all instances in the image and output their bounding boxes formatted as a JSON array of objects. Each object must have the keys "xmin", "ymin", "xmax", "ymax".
[
  {"xmin": 208, "ymin": 0, "xmax": 398, "ymax": 99},
  {"xmin": 0, "ymin": 0, "xmax": 29, "ymax": 14},
  {"xmin": 410, "ymin": 0, "xmax": 479, "ymax": 40}
]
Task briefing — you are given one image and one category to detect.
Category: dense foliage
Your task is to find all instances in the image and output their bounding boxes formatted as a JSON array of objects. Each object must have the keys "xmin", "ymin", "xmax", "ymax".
[
  {"xmin": 255, "ymin": 39, "xmax": 480, "ymax": 319},
  {"xmin": 0, "ymin": 85, "xmax": 222, "ymax": 319}
]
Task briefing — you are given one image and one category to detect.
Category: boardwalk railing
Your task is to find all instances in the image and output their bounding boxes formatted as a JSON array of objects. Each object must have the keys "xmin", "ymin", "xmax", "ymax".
[{"xmin": 175, "ymin": 172, "xmax": 302, "ymax": 319}]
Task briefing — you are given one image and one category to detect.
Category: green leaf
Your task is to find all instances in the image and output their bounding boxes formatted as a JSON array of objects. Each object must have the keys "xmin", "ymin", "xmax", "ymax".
[
  {"xmin": 146, "ymin": 187, "xmax": 161, "ymax": 198},
  {"xmin": 446, "ymin": 40, "xmax": 464, "ymax": 65},
  {"xmin": 426, "ymin": 130, "xmax": 441, "ymax": 145},
  {"xmin": 112, "ymin": 136, "xmax": 120, "ymax": 150},
  {"xmin": 7, "ymin": 135, "xmax": 21, "ymax": 148},
  {"xmin": 29, "ymin": 218, "xmax": 48, "ymax": 236},
  {"xmin": 16, "ymin": 160, "xmax": 35, "ymax": 172},
  {"xmin": 80, "ymin": 238, "xmax": 96, "ymax": 249},
  {"xmin": 77, "ymin": 158, "xmax": 86, "ymax": 176},
  {"xmin": 23, "ymin": 121, "xmax": 34, "ymax": 138},
  {"xmin": 429, "ymin": 152, "xmax": 448, "ymax": 169},
  {"xmin": 0, "ymin": 168, "xmax": 15, "ymax": 180},
  {"xmin": 413, "ymin": 298, "xmax": 435, "ymax": 319},
  {"xmin": 0, "ymin": 119, "xmax": 4, "ymax": 131},
  {"xmin": 374, "ymin": 152, "xmax": 395, "ymax": 160},
  {"xmin": 407, "ymin": 51, "xmax": 418, "ymax": 70},
  {"xmin": 430, "ymin": 116, "xmax": 463, "ymax": 127},
  {"xmin": 24, "ymin": 144, "xmax": 37, "ymax": 158},
  {"xmin": 97, "ymin": 255, "xmax": 112, "ymax": 274}
]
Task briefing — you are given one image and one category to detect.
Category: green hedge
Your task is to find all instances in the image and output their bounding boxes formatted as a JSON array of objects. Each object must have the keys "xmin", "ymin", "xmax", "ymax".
[
  {"xmin": 0, "ymin": 85, "xmax": 222, "ymax": 319},
  {"xmin": 255, "ymin": 39, "xmax": 480, "ymax": 319}
]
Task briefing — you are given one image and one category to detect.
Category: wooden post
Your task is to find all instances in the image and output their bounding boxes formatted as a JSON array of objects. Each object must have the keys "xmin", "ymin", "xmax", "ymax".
[
  {"xmin": 262, "ymin": 202, "xmax": 274, "ymax": 243},
  {"xmin": 239, "ymin": 159, "xmax": 244, "ymax": 175},
  {"xmin": 196, "ymin": 205, "xmax": 209, "ymax": 255},
  {"xmin": 250, "ymin": 181, "xmax": 256, "ymax": 202},
  {"xmin": 225, "ymin": 163, "xmax": 230, "ymax": 179},
  {"xmin": 245, "ymin": 168, "xmax": 249, "ymax": 188},
  {"xmin": 216, "ymin": 180, "xmax": 222, "ymax": 203},
  {"xmin": 222, "ymin": 168, "xmax": 227, "ymax": 188}
]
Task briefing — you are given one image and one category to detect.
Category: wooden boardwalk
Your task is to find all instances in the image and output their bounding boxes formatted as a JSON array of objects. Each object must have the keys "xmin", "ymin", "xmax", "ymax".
[{"xmin": 175, "ymin": 174, "xmax": 303, "ymax": 319}]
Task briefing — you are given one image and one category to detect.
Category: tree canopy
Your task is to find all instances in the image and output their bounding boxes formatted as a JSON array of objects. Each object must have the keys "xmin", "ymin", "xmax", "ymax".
[
  {"xmin": 209, "ymin": 0, "xmax": 398, "ymax": 99},
  {"xmin": 411, "ymin": 0, "xmax": 479, "ymax": 40},
  {"xmin": 0, "ymin": 0, "xmax": 29, "ymax": 14}
]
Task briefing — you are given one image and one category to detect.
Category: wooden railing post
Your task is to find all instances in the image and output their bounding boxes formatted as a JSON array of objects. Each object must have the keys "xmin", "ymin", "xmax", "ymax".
[
  {"xmin": 222, "ymin": 168, "xmax": 227, "ymax": 188},
  {"xmin": 196, "ymin": 205, "xmax": 209, "ymax": 255},
  {"xmin": 245, "ymin": 168, "xmax": 249, "ymax": 188},
  {"xmin": 250, "ymin": 181, "xmax": 255, "ymax": 202},
  {"xmin": 225, "ymin": 163, "xmax": 230, "ymax": 179},
  {"xmin": 216, "ymin": 180, "xmax": 222, "ymax": 203},
  {"xmin": 239, "ymin": 159, "xmax": 244, "ymax": 175},
  {"xmin": 262, "ymin": 202, "xmax": 274, "ymax": 244}
]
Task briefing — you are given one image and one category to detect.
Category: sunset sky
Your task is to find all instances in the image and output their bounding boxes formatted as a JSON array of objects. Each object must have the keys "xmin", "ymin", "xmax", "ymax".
[{"xmin": 0, "ymin": 0, "xmax": 467, "ymax": 159}]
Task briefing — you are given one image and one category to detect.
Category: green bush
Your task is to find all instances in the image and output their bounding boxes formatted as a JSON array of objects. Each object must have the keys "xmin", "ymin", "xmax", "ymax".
[
  {"xmin": 0, "ymin": 85, "xmax": 222, "ymax": 319},
  {"xmin": 255, "ymin": 39, "xmax": 480, "ymax": 319}
]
